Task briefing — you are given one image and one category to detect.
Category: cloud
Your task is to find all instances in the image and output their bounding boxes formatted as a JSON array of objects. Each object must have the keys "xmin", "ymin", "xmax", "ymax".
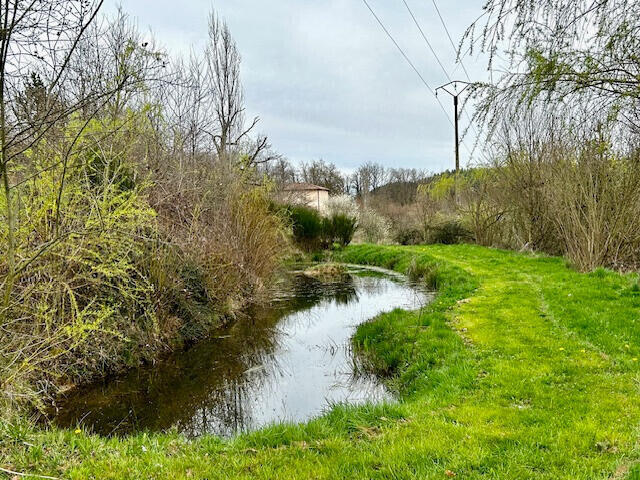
[{"xmin": 108, "ymin": 0, "xmax": 487, "ymax": 173}]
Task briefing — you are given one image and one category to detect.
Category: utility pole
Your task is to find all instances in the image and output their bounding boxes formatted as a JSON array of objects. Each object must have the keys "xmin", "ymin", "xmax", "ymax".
[{"xmin": 436, "ymin": 81, "xmax": 471, "ymax": 174}]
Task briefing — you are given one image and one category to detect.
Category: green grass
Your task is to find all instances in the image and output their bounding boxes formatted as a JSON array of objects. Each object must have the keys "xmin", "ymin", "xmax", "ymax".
[{"xmin": 2, "ymin": 244, "xmax": 640, "ymax": 479}]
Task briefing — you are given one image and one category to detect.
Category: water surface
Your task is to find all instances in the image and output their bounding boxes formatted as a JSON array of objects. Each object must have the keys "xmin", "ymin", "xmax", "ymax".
[{"xmin": 52, "ymin": 266, "xmax": 429, "ymax": 437}]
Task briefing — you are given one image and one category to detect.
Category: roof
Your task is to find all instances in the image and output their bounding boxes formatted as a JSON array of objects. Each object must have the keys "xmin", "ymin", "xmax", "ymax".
[{"xmin": 283, "ymin": 182, "xmax": 329, "ymax": 192}]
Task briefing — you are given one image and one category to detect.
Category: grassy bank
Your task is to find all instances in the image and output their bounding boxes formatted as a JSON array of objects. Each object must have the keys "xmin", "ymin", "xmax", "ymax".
[{"xmin": 2, "ymin": 244, "xmax": 640, "ymax": 479}]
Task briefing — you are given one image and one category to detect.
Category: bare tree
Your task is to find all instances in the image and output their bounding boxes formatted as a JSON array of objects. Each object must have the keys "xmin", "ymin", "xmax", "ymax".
[
  {"xmin": 350, "ymin": 162, "xmax": 387, "ymax": 204},
  {"xmin": 204, "ymin": 12, "xmax": 268, "ymax": 164},
  {"xmin": 300, "ymin": 159, "xmax": 345, "ymax": 194}
]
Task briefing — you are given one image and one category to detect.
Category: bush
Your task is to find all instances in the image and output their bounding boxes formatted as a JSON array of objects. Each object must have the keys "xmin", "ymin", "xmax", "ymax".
[
  {"xmin": 1, "ymin": 122, "xmax": 290, "ymax": 416},
  {"xmin": 394, "ymin": 226, "xmax": 424, "ymax": 245},
  {"xmin": 357, "ymin": 208, "xmax": 391, "ymax": 244},
  {"xmin": 288, "ymin": 205, "xmax": 357, "ymax": 249},
  {"xmin": 427, "ymin": 219, "xmax": 471, "ymax": 245},
  {"xmin": 289, "ymin": 206, "xmax": 324, "ymax": 249},
  {"xmin": 328, "ymin": 214, "xmax": 358, "ymax": 246},
  {"xmin": 544, "ymin": 143, "xmax": 640, "ymax": 271}
]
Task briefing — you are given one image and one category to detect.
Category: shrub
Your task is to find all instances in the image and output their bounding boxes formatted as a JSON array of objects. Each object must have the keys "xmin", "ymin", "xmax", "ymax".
[
  {"xmin": 0, "ymin": 120, "xmax": 159, "ymax": 412},
  {"xmin": 289, "ymin": 206, "xmax": 324, "ymax": 249},
  {"xmin": 545, "ymin": 143, "xmax": 640, "ymax": 271},
  {"xmin": 394, "ymin": 226, "xmax": 424, "ymax": 245},
  {"xmin": 1, "ymin": 123, "xmax": 290, "ymax": 416},
  {"xmin": 427, "ymin": 219, "xmax": 471, "ymax": 245},
  {"xmin": 288, "ymin": 205, "xmax": 357, "ymax": 249},
  {"xmin": 357, "ymin": 208, "xmax": 391, "ymax": 244},
  {"xmin": 329, "ymin": 214, "xmax": 358, "ymax": 246}
]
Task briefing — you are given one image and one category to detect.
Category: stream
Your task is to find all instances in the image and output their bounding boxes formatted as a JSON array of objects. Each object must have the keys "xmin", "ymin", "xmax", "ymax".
[{"xmin": 51, "ymin": 265, "xmax": 430, "ymax": 437}]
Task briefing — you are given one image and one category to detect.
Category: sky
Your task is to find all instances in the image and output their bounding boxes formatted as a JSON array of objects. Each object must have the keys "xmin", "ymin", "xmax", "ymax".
[{"xmin": 107, "ymin": 1, "xmax": 490, "ymax": 174}]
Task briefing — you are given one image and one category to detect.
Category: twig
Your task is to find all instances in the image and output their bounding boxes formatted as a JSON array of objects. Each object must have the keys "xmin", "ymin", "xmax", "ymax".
[{"xmin": 0, "ymin": 466, "xmax": 60, "ymax": 480}]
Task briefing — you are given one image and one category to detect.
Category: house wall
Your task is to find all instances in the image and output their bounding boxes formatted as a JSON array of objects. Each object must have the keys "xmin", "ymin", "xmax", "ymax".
[
  {"xmin": 300, "ymin": 189, "xmax": 329, "ymax": 212},
  {"xmin": 280, "ymin": 188, "xmax": 330, "ymax": 212}
]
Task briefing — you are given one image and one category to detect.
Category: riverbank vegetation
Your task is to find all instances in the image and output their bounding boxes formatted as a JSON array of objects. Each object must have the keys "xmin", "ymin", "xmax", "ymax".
[
  {"xmin": 286, "ymin": 194, "xmax": 388, "ymax": 251},
  {"xmin": 0, "ymin": 4, "xmax": 288, "ymax": 419},
  {"xmin": 2, "ymin": 244, "xmax": 640, "ymax": 479}
]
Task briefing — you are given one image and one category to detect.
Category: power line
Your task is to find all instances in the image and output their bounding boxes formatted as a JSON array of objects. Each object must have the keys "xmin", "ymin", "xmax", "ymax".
[
  {"xmin": 361, "ymin": 0, "xmax": 473, "ymax": 157},
  {"xmin": 360, "ymin": 0, "xmax": 453, "ymax": 127},
  {"xmin": 401, "ymin": 0, "xmax": 477, "ymax": 158},
  {"xmin": 401, "ymin": 0, "xmax": 451, "ymax": 83},
  {"xmin": 431, "ymin": 0, "xmax": 471, "ymax": 82}
]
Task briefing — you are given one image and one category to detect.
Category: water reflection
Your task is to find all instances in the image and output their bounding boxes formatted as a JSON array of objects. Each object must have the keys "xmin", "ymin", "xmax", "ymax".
[{"xmin": 52, "ymin": 268, "xmax": 429, "ymax": 437}]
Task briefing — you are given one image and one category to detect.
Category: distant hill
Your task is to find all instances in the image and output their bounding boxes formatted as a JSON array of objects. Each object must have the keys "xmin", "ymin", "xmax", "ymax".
[
  {"xmin": 369, "ymin": 169, "xmax": 475, "ymax": 205},
  {"xmin": 369, "ymin": 181, "xmax": 425, "ymax": 205}
]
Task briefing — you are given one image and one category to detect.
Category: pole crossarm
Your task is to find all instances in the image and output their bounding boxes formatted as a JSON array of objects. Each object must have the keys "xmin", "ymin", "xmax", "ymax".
[{"xmin": 435, "ymin": 80, "xmax": 472, "ymax": 98}]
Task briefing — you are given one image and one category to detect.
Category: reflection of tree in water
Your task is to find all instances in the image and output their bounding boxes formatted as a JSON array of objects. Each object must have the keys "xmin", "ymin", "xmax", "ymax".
[
  {"xmin": 52, "ymin": 313, "xmax": 285, "ymax": 436},
  {"xmin": 52, "ymin": 270, "xmax": 416, "ymax": 437},
  {"xmin": 281, "ymin": 273, "xmax": 359, "ymax": 309},
  {"xmin": 357, "ymin": 276, "xmax": 396, "ymax": 296},
  {"xmin": 53, "ymin": 272, "xmax": 361, "ymax": 436}
]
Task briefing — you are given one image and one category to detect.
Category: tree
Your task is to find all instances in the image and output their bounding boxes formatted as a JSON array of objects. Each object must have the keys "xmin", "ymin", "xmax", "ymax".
[
  {"xmin": 350, "ymin": 162, "xmax": 386, "ymax": 203},
  {"xmin": 465, "ymin": 0, "xmax": 640, "ymax": 133},
  {"xmin": 262, "ymin": 157, "xmax": 297, "ymax": 187},
  {"xmin": 300, "ymin": 159, "xmax": 345, "ymax": 194},
  {"xmin": 204, "ymin": 12, "xmax": 269, "ymax": 164}
]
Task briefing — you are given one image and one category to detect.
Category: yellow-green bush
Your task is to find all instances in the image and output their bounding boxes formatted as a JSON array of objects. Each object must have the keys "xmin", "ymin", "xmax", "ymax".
[{"xmin": 0, "ymin": 116, "xmax": 289, "ymax": 417}]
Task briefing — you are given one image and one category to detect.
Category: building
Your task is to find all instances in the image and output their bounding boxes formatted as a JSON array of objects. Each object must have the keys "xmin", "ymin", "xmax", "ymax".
[{"xmin": 283, "ymin": 183, "xmax": 330, "ymax": 211}]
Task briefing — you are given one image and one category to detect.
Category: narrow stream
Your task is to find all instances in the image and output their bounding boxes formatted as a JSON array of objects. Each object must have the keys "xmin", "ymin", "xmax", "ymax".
[{"xmin": 52, "ymin": 266, "xmax": 430, "ymax": 437}]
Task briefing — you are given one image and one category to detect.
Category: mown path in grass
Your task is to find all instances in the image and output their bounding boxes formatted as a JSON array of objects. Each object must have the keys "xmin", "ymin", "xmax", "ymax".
[
  {"xmin": 2, "ymin": 245, "xmax": 640, "ymax": 479},
  {"xmin": 419, "ymin": 245, "xmax": 640, "ymax": 478}
]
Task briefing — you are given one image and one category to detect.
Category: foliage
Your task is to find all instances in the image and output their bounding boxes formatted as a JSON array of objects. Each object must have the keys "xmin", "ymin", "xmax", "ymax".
[
  {"xmin": 324, "ymin": 194, "xmax": 359, "ymax": 219},
  {"xmin": 545, "ymin": 140, "xmax": 640, "ymax": 271},
  {"xmin": 1, "ymin": 116, "xmax": 158, "ymax": 412},
  {"xmin": 326, "ymin": 213, "xmax": 357, "ymax": 247},
  {"xmin": 393, "ymin": 225, "xmax": 424, "ymax": 245},
  {"xmin": 454, "ymin": 169, "xmax": 507, "ymax": 247},
  {"xmin": 427, "ymin": 218, "xmax": 471, "ymax": 245},
  {"xmin": 459, "ymin": 0, "xmax": 640, "ymax": 271},
  {"xmin": 0, "ymin": 6, "xmax": 289, "ymax": 419},
  {"xmin": 287, "ymin": 205, "xmax": 357, "ymax": 249},
  {"xmin": 288, "ymin": 205, "xmax": 324, "ymax": 250},
  {"xmin": 465, "ymin": 0, "xmax": 640, "ymax": 136},
  {"xmin": 356, "ymin": 208, "xmax": 390, "ymax": 244},
  {"xmin": 412, "ymin": 173, "xmax": 474, "ymax": 246}
]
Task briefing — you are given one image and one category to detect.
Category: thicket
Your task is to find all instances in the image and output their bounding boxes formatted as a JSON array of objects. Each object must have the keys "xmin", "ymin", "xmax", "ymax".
[
  {"xmin": 288, "ymin": 205, "xmax": 357, "ymax": 250},
  {"xmin": 0, "ymin": 4, "xmax": 287, "ymax": 417},
  {"xmin": 379, "ymin": 128, "xmax": 640, "ymax": 271},
  {"xmin": 458, "ymin": 0, "xmax": 640, "ymax": 271}
]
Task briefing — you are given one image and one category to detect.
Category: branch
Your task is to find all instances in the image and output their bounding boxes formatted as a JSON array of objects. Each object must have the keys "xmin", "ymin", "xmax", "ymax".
[{"xmin": 0, "ymin": 466, "xmax": 60, "ymax": 480}]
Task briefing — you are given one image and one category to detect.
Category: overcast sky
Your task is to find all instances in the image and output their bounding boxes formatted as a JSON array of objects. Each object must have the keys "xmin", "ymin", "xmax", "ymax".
[{"xmin": 107, "ymin": 1, "xmax": 490, "ymax": 174}]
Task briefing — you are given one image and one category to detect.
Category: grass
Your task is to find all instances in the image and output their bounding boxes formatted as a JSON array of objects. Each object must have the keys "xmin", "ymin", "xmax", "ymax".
[
  {"xmin": 2, "ymin": 244, "xmax": 640, "ymax": 479},
  {"xmin": 303, "ymin": 263, "xmax": 348, "ymax": 278}
]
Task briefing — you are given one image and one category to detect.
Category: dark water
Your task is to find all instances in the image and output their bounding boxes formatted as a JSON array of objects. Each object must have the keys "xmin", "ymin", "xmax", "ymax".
[{"xmin": 52, "ymin": 266, "xmax": 429, "ymax": 437}]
